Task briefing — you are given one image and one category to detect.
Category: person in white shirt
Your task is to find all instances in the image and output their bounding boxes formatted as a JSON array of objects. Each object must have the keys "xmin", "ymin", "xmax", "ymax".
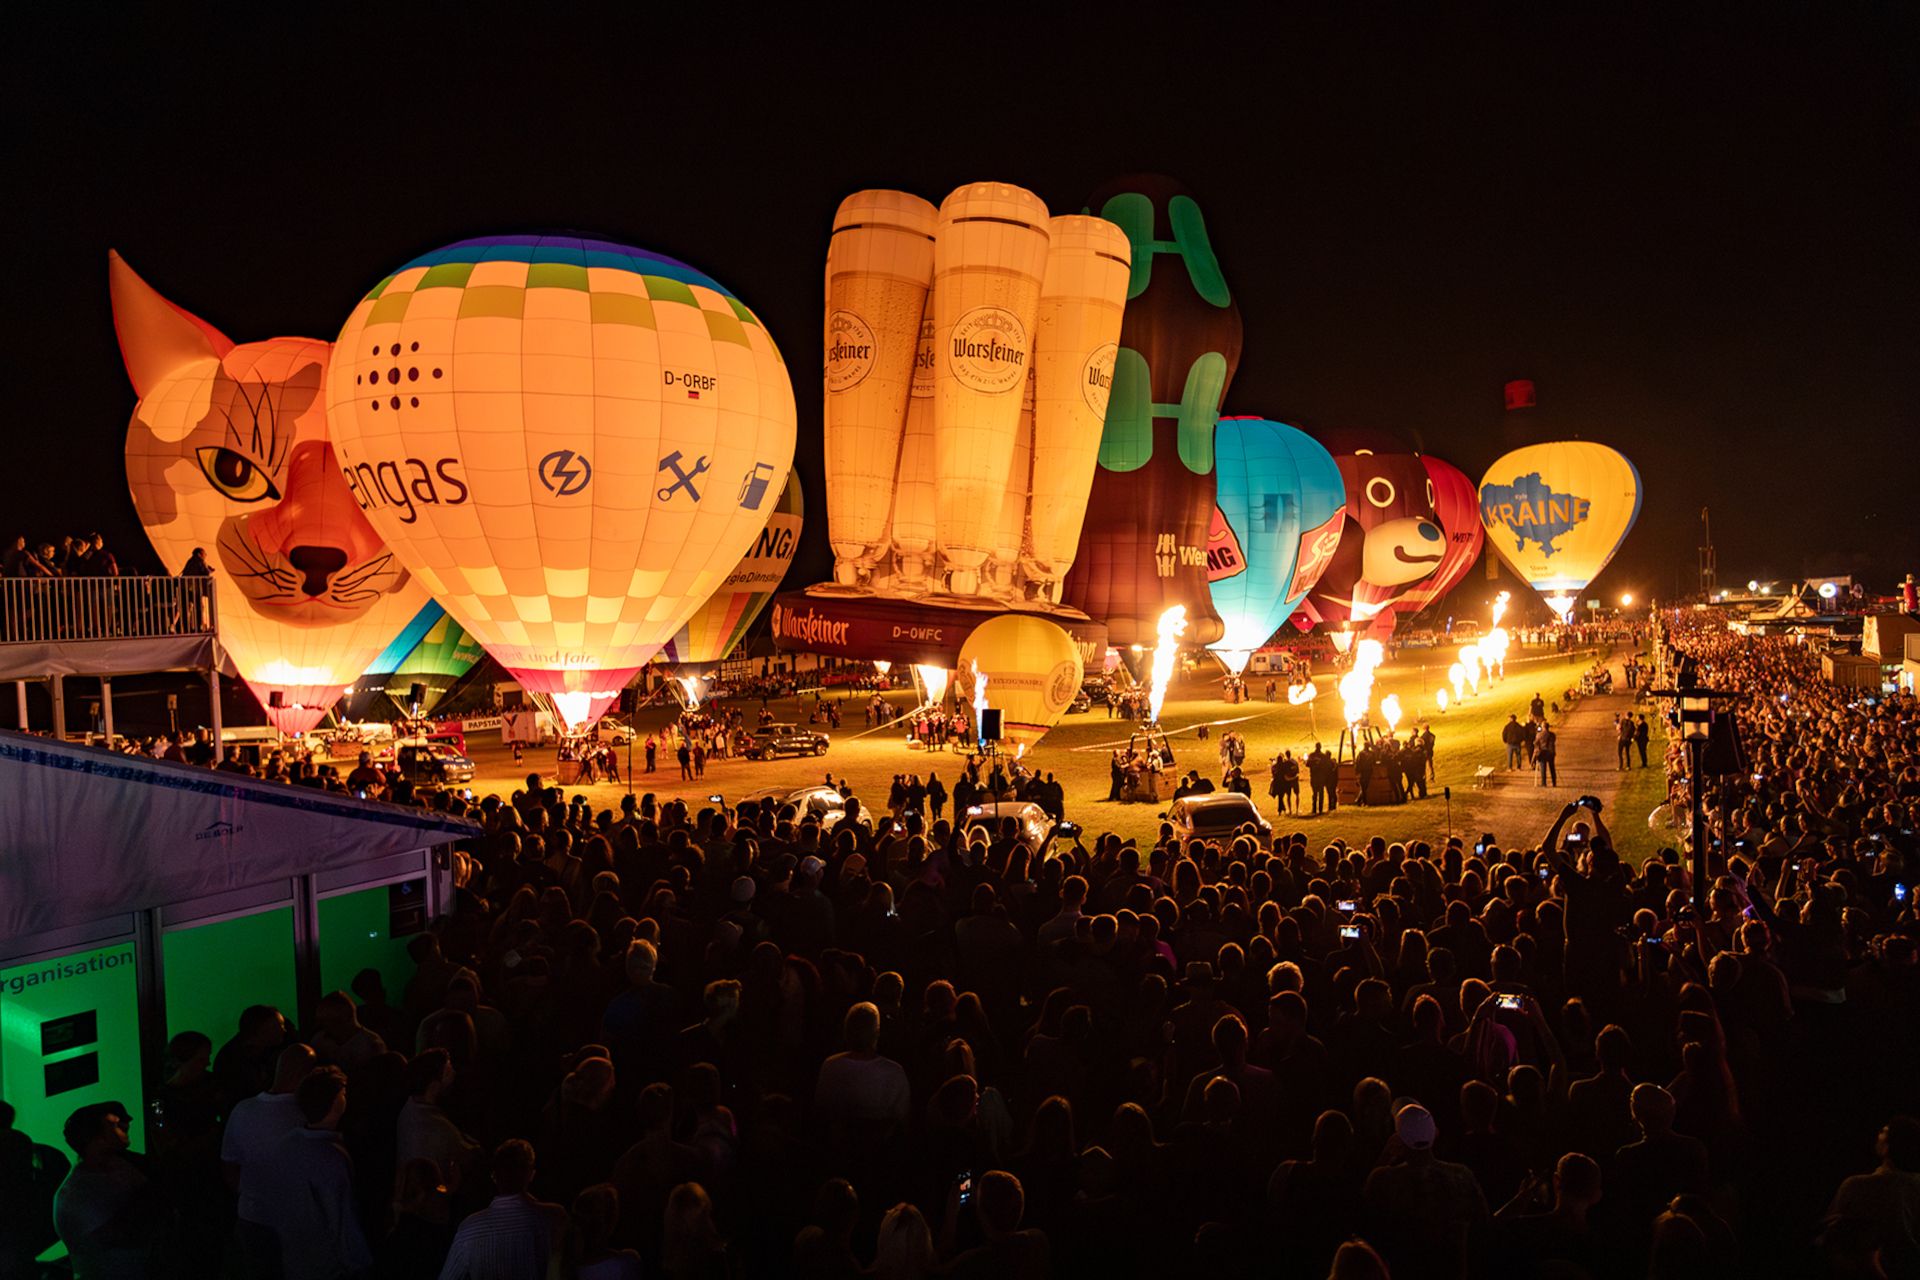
[
  {"xmin": 240, "ymin": 1067, "xmax": 372, "ymax": 1280},
  {"xmin": 397, "ymin": 1048, "xmax": 483, "ymax": 1188},
  {"xmin": 221, "ymin": 1043, "xmax": 314, "ymax": 1224},
  {"xmin": 814, "ymin": 1002, "xmax": 911, "ymax": 1137},
  {"xmin": 439, "ymin": 1139, "xmax": 566, "ymax": 1280}
]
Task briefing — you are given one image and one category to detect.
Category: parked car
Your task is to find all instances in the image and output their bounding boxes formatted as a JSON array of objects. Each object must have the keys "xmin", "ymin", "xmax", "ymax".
[
  {"xmin": 1160, "ymin": 793, "xmax": 1273, "ymax": 850},
  {"xmin": 395, "ymin": 741, "xmax": 476, "ymax": 786},
  {"xmin": 596, "ymin": 714, "xmax": 636, "ymax": 745},
  {"xmin": 740, "ymin": 784, "xmax": 848, "ymax": 827},
  {"xmin": 1067, "ymin": 689, "xmax": 1092, "ymax": 714},
  {"xmin": 960, "ymin": 801, "xmax": 1059, "ymax": 851},
  {"xmin": 746, "ymin": 723, "xmax": 830, "ymax": 759},
  {"xmin": 1081, "ymin": 679, "xmax": 1112, "ymax": 705}
]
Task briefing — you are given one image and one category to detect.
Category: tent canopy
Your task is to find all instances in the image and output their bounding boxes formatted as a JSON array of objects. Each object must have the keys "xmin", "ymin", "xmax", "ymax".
[{"xmin": 0, "ymin": 730, "xmax": 478, "ymax": 940}]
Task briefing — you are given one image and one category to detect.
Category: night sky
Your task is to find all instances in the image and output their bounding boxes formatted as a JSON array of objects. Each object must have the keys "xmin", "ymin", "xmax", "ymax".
[{"xmin": 6, "ymin": 8, "xmax": 1915, "ymax": 608}]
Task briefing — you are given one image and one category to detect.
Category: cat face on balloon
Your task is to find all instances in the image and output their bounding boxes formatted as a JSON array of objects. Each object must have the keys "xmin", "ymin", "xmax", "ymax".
[{"xmin": 111, "ymin": 253, "xmax": 410, "ymax": 626}]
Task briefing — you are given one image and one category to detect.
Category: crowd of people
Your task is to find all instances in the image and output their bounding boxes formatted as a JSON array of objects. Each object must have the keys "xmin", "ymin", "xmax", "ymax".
[
  {"xmin": 4, "ymin": 533, "xmax": 121, "ymax": 579},
  {"xmin": 18, "ymin": 620, "xmax": 1920, "ymax": 1280}
]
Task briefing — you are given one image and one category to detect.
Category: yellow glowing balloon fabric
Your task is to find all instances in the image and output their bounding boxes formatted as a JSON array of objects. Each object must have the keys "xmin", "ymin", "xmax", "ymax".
[
  {"xmin": 955, "ymin": 614, "xmax": 1084, "ymax": 754},
  {"xmin": 326, "ymin": 236, "xmax": 796, "ymax": 728},
  {"xmin": 111, "ymin": 252, "xmax": 430, "ymax": 735},
  {"xmin": 824, "ymin": 191, "xmax": 936, "ymax": 586},
  {"xmin": 1023, "ymin": 215, "xmax": 1130, "ymax": 599},
  {"xmin": 1479, "ymin": 441, "xmax": 1642, "ymax": 603},
  {"xmin": 659, "ymin": 471, "xmax": 803, "ymax": 665},
  {"xmin": 932, "ymin": 184, "xmax": 1051, "ymax": 596}
]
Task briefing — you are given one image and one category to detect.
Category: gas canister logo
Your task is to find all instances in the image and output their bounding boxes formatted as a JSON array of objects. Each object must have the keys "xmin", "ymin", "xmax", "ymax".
[
  {"xmin": 825, "ymin": 311, "xmax": 878, "ymax": 393},
  {"xmin": 948, "ymin": 306, "xmax": 1029, "ymax": 395},
  {"xmin": 1082, "ymin": 342, "xmax": 1117, "ymax": 416}
]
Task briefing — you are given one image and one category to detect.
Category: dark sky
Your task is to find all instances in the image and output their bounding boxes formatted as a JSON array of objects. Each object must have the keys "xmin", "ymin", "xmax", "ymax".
[{"xmin": 6, "ymin": 7, "xmax": 1915, "ymax": 606}]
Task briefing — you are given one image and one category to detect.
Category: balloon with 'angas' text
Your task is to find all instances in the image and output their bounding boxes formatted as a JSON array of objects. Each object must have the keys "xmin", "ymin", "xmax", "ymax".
[{"xmin": 326, "ymin": 235, "xmax": 797, "ymax": 729}]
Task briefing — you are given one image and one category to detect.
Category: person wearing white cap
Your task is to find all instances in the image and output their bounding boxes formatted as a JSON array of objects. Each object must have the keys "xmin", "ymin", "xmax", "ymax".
[{"xmin": 1361, "ymin": 1101, "xmax": 1490, "ymax": 1279}]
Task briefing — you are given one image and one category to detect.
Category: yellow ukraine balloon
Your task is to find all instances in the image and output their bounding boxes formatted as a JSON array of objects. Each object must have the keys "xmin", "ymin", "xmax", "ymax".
[
  {"xmin": 1479, "ymin": 441, "xmax": 1642, "ymax": 618},
  {"xmin": 111, "ymin": 253, "xmax": 430, "ymax": 735},
  {"xmin": 326, "ymin": 236, "xmax": 796, "ymax": 729},
  {"xmin": 955, "ymin": 614, "xmax": 1084, "ymax": 755}
]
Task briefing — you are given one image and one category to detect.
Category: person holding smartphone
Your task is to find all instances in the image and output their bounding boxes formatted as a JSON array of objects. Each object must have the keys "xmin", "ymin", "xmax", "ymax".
[{"xmin": 1543, "ymin": 801, "xmax": 1631, "ymax": 1006}]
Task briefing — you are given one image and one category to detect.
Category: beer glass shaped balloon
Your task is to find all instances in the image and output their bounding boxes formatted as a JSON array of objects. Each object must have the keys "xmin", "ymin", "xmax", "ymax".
[
  {"xmin": 1062, "ymin": 176, "xmax": 1243, "ymax": 646},
  {"xmin": 326, "ymin": 235, "xmax": 797, "ymax": 730},
  {"xmin": 887, "ymin": 306, "xmax": 940, "ymax": 592},
  {"xmin": 1022, "ymin": 215, "xmax": 1131, "ymax": 603},
  {"xmin": 931, "ymin": 183, "xmax": 1051, "ymax": 597},
  {"xmin": 112, "ymin": 252, "xmax": 430, "ymax": 734},
  {"xmin": 823, "ymin": 191, "xmax": 937, "ymax": 590}
]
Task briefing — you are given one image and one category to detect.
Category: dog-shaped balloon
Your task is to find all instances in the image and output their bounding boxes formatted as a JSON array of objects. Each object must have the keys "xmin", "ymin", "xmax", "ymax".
[{"xmin": 1300, "ymin": 429, "xmax": 1446, "ymax": 627}]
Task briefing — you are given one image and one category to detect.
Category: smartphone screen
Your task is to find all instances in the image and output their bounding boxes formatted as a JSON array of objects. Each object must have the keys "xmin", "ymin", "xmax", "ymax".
[
  {"xmin": 1495, "ymin": 993, "xmax": 1523, "ymax": 1011},
  {"xmin": 957, "ymin": 1172, "xmax": 974, "ymax": 1206},
  {"xmin": 1336, "ymin": 900, "xmax": 1356, "ymax": 913},
  {"xmin": 1340, "ymin": 925, "xmax": 1360, "ymax": 940}
]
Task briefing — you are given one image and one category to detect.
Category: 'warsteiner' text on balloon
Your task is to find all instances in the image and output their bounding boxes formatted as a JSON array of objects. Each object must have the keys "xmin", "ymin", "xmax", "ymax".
[{"xmin": 340, "ymin": 457, "xmax": 471, "ymax": 524}]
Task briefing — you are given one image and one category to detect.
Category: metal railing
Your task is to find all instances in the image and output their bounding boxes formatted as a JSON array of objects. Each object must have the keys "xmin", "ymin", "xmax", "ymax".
[{"xmin": 0, "ymin": 575, "xmax": 216, "ymax": 644}]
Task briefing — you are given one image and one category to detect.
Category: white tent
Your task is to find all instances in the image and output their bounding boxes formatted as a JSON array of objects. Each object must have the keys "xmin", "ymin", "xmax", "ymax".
[{"xmin": 0, "ymin": 729, "xmax": 477, "ymax": 939}]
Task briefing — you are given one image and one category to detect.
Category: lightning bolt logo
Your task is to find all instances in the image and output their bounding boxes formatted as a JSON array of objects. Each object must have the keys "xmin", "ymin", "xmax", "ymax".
[{"xmin": 538, "ymin": 449, "xmax": 592, "ymax": 497}]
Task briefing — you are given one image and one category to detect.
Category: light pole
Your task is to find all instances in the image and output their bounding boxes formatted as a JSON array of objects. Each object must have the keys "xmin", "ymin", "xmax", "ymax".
[{"xmin": 1650, "ymin": 683, "xmax": 1733, "ymax": 913}]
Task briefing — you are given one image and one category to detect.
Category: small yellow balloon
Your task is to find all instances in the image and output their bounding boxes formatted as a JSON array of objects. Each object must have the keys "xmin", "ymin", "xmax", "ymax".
[{"xmin": 955, "ymin": 615, "xmax": 1083, "ymax": 754}]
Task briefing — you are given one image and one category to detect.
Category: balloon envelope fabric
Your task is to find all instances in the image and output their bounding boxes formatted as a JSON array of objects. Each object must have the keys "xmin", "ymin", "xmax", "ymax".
[
  {"xmin": 1205, "ymin": 418, "xmax": 1346, "ymax": 672},
  {"xmin": 326, "ymin": 235, "xmax": 797, "ymax": 728}
]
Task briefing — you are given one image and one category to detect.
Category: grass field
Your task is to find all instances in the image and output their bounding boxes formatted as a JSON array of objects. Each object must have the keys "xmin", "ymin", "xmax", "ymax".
[{"xmin": 462, "ymin": 642, "xmax": 1640, "ymax": 854}]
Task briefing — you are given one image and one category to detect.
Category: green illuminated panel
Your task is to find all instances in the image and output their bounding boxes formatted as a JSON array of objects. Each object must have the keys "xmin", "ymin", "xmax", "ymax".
[
  {"xmin": 162, "ymin": 908, "xmax": 296, "ymax": 1045},
  {"xmin": 1, "ymin": 942, "xmax": 146, "ymax": 1158},
  {"xmin": 318, "ymin": 882, "xmax": 424, "ymax": 1002}
]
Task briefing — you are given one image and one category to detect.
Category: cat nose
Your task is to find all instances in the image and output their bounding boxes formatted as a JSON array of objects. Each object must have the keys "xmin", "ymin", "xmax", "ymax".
[{"xmin": 287, "ymin": 545, "xmax": 349, "ymax": 596}]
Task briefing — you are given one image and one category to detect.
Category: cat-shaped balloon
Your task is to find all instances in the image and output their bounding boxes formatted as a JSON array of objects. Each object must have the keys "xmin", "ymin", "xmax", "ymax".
[{"xmin": 112, "ymin": 251, "xmax": 429, "ymax": 733}]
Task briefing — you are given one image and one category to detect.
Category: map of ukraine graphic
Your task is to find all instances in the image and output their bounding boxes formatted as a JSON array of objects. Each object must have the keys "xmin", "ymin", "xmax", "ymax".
[{"xmin": 1482, "ymin": 473, "xmax": 1587, "ymax": 558}]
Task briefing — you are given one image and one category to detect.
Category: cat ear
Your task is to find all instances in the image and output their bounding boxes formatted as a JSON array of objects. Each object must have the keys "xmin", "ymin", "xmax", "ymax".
[{"xmin": 109, "ymin": 250, "xmax": 236, "ymax": 396}]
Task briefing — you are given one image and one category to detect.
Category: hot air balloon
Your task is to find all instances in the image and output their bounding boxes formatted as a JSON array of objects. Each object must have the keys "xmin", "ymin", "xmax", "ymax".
[
  {"xmin": 932, "ymin": 183, "xmax": 1051, "ymax": 597},
  {"xmin": 1204, "ymin": 418, "xmax": 1346, "ymax": 674},
  {"xmin": 658, "ymin": 471, "xmax": 803, "ymax": 664},
  {"xmin": 1298, "ymin": 430, "xmax": 1446, "ymax": 629},
  {"xmin": 886, "ymin": 306, "xmax": 939, "ymax": 591},
  {"xmin": 325, "ymin": 235, "xmax": 797, "ymax": 729},
  {"xmin": 824, "ymin": 190, "xmax": 936, "ymax": 590},
  {"xmin": 954, "ymin": 614, "xmax": 1083, "ymax": 755},
  {"xmin": 1063, "ymin": 176, "xmax": 1241, "ymax": 646},
  {"xmin": 1479, "ymin": 441, "xmax": 1642, "ymax": 620},
  {"xmin": 112, "ymin": 252, "xmax": 430, "ymax": 735},
  {"xmin": 1392, "ymin": 454, "xmax": 1485, "ymax": 618},
  {"xmin": 382, "ymin": 605, "xmax": 486, "ymax": 715},
  {"xmin": 1022, "ymin": 216, "xmax": 1131, "ymax": 601}
]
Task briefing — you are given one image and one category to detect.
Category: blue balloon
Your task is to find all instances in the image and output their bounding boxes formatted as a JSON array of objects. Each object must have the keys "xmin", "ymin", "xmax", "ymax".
[{"xmin": 1206, "ymin": 418, "xmax": 1348, "ymax": 672}]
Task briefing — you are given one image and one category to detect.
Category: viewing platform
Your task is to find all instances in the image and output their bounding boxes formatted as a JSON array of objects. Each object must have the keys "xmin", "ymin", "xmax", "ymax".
[{"xmin": 1, "ymin": 575, "xmax": 226, "ymax": 741}]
